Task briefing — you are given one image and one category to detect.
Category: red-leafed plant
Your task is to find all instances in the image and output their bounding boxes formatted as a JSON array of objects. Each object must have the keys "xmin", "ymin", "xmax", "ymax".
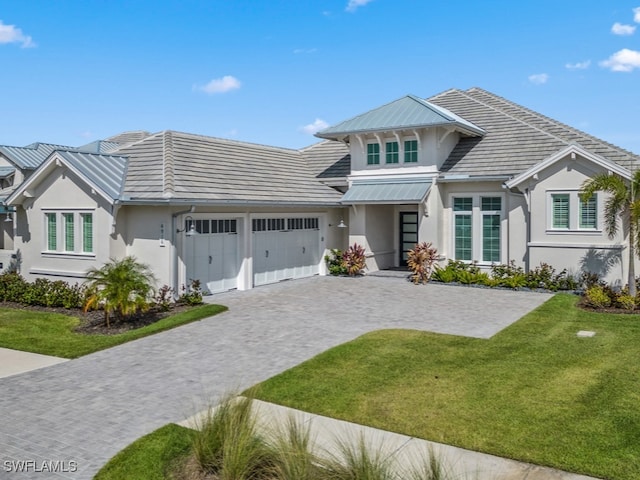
[
  {"xmin": 342, "ymin": 243, "xmax": 367, "ymax": 276},
  {"xmin": 407, "ymin": 242, "xmax": 438, "ymax": 284}
]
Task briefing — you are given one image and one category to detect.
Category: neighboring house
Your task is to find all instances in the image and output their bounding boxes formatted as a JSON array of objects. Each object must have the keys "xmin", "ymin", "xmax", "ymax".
[{"xmin": 1, "ymin": 87, "xmax": 639, "ymax": 294}]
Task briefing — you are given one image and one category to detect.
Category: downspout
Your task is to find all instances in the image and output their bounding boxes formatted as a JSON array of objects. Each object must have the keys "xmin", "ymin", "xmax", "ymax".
[{"xmin": 171, "ymin": 205, "xmax": 195, "ymax": 298}]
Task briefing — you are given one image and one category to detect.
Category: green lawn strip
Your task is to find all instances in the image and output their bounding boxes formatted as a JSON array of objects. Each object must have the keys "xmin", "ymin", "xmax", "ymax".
[
  {"xmin": 94, "ymin": 423, "xmax": 195, "ymax": 480},
  {"xmin": 251, "ymin": 294, "xmax": 640, "ymax": 480},
  {"xmin": 0, "ymin": 304, "xmax": 227, "ymax": 358}
]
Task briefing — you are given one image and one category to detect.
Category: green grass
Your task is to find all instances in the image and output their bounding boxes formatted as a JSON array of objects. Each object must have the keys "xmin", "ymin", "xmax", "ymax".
[
  {"xmin": 0, "ymin": 304, "xmax": 227, "ymax": 358},
  {"xmin": 252, "ymin": 294, "xmax": 640, "ymax": 480},
  {"xmin": 94, "ymin": 423, "xmax": 195, "ymax": 480}
]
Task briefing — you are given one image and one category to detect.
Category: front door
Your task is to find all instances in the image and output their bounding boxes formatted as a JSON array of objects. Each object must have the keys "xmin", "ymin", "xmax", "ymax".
[{"xmin": 399, "ymin": 212, "xmax": 419, "ymax": 266}]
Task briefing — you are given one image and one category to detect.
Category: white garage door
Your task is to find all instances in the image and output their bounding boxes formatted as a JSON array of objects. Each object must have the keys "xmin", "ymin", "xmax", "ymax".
[
  {"xmin": 185, "ymin": 219, "xmax": 240, "ymax": 294},
  {"xmin": 253, "ymin": 217, "xmax": 320, "ymax": 287}
]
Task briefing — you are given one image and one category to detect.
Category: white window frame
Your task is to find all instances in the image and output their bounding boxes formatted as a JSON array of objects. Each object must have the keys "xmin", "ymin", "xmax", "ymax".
[
  {"xmin": 546, "ymin": 190, "xmax": 600, "ymax": 233},
  {"xmin": 42, "ymin": 209, "xmax": 95, "ymax": 256},
  {"xmin": 449, "ymin": 193, "xmax": 505, "ymax": 265}
]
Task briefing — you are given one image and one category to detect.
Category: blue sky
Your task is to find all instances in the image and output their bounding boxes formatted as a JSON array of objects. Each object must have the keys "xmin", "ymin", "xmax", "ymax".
[{"xmin": 1, "ymin": 1, "xmax": 640, "ymax": 154}]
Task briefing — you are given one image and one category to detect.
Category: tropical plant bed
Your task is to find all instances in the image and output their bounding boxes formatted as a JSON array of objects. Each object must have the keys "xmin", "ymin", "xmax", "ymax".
[{"xmin": 0, "ymin": 303, "xmax": 227, "ymax": 358}]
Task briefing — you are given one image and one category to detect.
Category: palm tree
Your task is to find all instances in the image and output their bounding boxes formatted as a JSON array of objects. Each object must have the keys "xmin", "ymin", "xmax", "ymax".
[
  {"xmin": 580, "ymin": 171, "xmax": 640, "ymax": 296},
  {"xmin": 84, "ymin": 256, "xmax": 156, "ymax": 327}
]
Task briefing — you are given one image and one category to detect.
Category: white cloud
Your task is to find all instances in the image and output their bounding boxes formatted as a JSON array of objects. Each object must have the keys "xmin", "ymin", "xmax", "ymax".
[
  {"xmin": 565, "ymin": 60, "xmax": 591, "ymax": 70},
  {"xmin": 600, "ymin": 48, "xmax": 640, "ymax": 72},
  {"xmin": 612, "ymin": 22, "xmax": 636, "ymax": 35},
  {"xmin": 0, "ymin": 20, "xmax": 35, "ymax": 48},
  {"xmin": 300, "ymin": 118, "xmax": 329, "ymax": 134},
  {"xmin": 346, "ymin": 0, "xmax": 373, "ymax": 12},
  {"xmin": 528, "ymin": 73, "xmax": 549, "ymax": 85},
  {"xmin": 196, "ymin": 75, "xmax": 241, "ymax": 94},
  {"xmin": 634, "ymin": 6, "xmax": 640, "ymax": 23}
]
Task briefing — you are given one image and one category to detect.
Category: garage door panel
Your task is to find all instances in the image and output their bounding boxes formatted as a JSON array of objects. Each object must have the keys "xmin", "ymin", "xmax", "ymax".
[{"xmin": 253, "ymin": 217, "xmax": 320, "ymax": 286}]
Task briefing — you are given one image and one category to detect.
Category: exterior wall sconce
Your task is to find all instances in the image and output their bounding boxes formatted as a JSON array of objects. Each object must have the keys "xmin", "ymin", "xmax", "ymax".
[
  {"xmin": 177, "ymin": 215, "xmax": 198, "ymax": 236},
  {"xmin": 4, "ymin": 212, "xmax": 12, "ymax": 222},
  {"xmin": 329, "ymin": 219, "xmax": 348, "ymax": 228}
]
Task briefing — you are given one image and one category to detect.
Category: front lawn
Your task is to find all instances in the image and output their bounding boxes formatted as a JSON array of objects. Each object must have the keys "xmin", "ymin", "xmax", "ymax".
[
  {"xmin": 252, "ymin": 294, "xmax": 640, "ymax": 480},
  {"xmin": 0, "ymin": 304, "xmax": 227, "ymax": 358}
]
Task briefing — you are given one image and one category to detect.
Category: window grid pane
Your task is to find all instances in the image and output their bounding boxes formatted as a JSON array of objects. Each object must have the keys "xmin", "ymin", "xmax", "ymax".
[
  {"xmin": 482, "ymin": 214, "xmax": 500, "ymax": 262},
  {"xmin": 580, "ymin": 196, "xmax": 597, "ymax": 229},
  {"xmin": 552, "ymin": 194, "xmax": 570, "ymax": 228},
  {"xmin": 453, "ymin": 197, "xmax": 473, "ymax": 211},
  {"xmin": 455, "ymin": 215, "xmax": 472, "ymax": 260},
  {"xmin": 367, "ymin": 143, "xmax": 380, "ymax": 165},
  {"xmin": 63, "ymin": 213, "xmax": 74, "ymax": 251},
  {"xmin": 481, "ymin": 197, "xmax": 502, "ymax": 211},
  {"xmin": 46, "ymin": 213, "xmax": 57, "ymax": 251},
  {"xmin": 404, "ymin": 140, "xmax": 418, "ymax": 163},
  {"xmin": 82, "ymin": 214, "xmax": 93, "ymax": 253},
  {"xmin": 385, "ymin": 141, "xmax": 399, "ymax": 164}
]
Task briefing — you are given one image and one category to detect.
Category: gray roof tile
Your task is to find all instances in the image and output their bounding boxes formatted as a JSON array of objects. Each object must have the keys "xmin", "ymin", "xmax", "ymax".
[{"xmin": 118, "ymin": 131, "xmax": 343, "ymax": 204}]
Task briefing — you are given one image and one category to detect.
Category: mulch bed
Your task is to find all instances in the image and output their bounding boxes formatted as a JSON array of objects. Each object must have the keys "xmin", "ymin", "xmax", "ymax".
[{"xmin": 0, "ymin": 301, "xmax": 195, "ymax": 335}]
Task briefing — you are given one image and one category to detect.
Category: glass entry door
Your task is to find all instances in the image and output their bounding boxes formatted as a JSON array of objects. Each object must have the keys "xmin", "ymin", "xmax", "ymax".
[{"xmin": 400, "ymin": 212, "xmax": 419, "ymax": 266}]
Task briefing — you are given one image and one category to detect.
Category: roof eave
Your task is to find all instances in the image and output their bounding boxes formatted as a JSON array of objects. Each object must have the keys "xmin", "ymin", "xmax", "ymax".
[{"xmin": 316, "ymin": 121, "xmax": 485, "ymax": 140}]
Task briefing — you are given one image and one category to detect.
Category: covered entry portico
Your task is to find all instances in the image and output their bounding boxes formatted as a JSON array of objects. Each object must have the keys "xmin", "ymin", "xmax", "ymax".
[{"xmin": 341, "ymin": 177, "xmax": 433, "ymax": 271}]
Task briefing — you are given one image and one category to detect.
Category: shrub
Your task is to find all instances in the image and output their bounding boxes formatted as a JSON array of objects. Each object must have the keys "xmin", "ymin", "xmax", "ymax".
[
  {"xmin": 584, "ymin": 285, "xmax": 612, "ymax": 308},
  {"xmin": 342, "ymin": 243, "xmax": 367, "ymax": 276},
  {"xmin": 616, "ymin": 294, "xmax": 636, "ymax": 311},
  {"xmin": 430, "ymin": 260, "xmax": 478, "ymax": 283},
  {"xmin": 154, "ymin": 284, "xmax": 174, "ymax": 311},
  {"xmin": 0, "ymin": 273, "xmax": 29, "ymax": 302},
  {"xmin": 407, "ymin": 242, "xmax": 438, "ymax": 284},
  {"xmin": 324, "ymin": 249, "xmax": 348, "ymax": 276},
  {"xmin": 179, "ymin": 279, "xmax": 204, "ymax": 306}
]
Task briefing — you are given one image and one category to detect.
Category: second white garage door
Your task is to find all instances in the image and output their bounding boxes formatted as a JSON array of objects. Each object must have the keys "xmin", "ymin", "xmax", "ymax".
[{"xmin": 253, "ymin": 217, "xmax": 321, "ymax": 287}]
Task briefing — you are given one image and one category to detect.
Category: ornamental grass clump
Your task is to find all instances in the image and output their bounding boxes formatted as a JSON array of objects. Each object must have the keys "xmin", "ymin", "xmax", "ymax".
[
  {"xmin": 407, "ymin": 242, "xmax": 438, "ymax": 284},
  {"xmin": 267, "ymin": 415, "xmax": 320, "ymax": 480},
  {"xmin": 319, "ymin": 433, "xmax": 395, "ymax": 480}
]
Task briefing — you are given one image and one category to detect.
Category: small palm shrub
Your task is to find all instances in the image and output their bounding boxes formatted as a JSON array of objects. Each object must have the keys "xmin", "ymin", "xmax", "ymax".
[
  {"xmin": 342, "ymin": 243, "xmax": 367, "ymax": 276},
  {"xmin": 430, "ymin": 260, "xmax": 479, "ymax": 283},
  {"xmin": 325, "ymin": 249, "xmax": 348, "ymax": 276},
  {"xmin": 84, "ymin": 256, "xmax": 156, "ymax": 327},
  {"xmin": 584, "ymin": 285, "xmax": 612, "ymax": 308},
  {"xmin": 407, "ymin": 242, "xmax": 438, "ymax": 284}
]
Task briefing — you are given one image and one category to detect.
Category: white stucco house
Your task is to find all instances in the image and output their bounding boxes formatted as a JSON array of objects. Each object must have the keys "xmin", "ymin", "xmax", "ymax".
[{"xmin": 0, "ymin": 87, "xmax": 638, "ymax": 294}]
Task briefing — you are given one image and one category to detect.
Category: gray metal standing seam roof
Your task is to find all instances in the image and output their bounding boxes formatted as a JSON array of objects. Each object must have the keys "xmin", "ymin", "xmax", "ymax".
[
  {"xmin": 0, "ymin": 143, "xmax": 74, "ymax": 169},
  {"xmin": 316, "ymin": 94, "xmax": 485, "ymax": 139},
  {"xmin": 54, "ymin": 150, "xmax": 128, "ymax": 201}
]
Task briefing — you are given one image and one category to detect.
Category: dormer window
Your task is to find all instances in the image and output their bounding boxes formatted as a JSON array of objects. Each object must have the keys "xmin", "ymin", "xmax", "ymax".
[
  {"xmin": 385, "ymin": 141, "xmax": 399, "ymax": 164},
  {"xmin": 404, "ymin": 140, "xmax": 418, "ymax": 163},
  {"xmin": 367, "ymin": 143, "xmax": 380, "ymax": 165}
]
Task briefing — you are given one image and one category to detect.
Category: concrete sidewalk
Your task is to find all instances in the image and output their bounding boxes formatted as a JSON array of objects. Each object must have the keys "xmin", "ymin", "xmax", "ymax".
[
  {"xmin": 0, "ymin": 347, "xmax": 67, "ymax": 379},
  {"xmin": 180, "ymin": 399, "xmax": 600, "ymax": 480}
]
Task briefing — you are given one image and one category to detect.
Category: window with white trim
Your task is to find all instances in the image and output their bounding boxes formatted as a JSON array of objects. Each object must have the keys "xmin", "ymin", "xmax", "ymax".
[
  {"xmin": 452, "ymin": 195, "xmax": 503, "ymax": 263},
  {"xmin": 385, "ymin": 141, "xmax": 399, "ymax": 164},
  {"xmin": 548, "ymin": 192, "xmax": 598, "ymax": 231},
  {"xmin": 44, "ymin": 211, "xmax": 94, "ymax": 254},
  {"xmin": 404, "ymin": 140, "xmax": 418, "ymax": 163},
  {"xmin": 367, "ymin": 143, "xmax": 380, "ymax": 165}
]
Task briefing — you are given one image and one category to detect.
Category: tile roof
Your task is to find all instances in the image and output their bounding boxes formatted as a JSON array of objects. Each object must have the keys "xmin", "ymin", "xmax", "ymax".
[
  {"xmin": 316, "ymin": 95, "xmax": 485, "ymax": 139},
  {"xmin": 429, "ymin": 88, "xmax": 640, "ymax": 176},
  {"xmin": 117, "ymin": 131, "xmax": 343, "ymax": 205},
  {"xmin": 300, "ymin": 140, "xmax": 351, "ymax": 181}
]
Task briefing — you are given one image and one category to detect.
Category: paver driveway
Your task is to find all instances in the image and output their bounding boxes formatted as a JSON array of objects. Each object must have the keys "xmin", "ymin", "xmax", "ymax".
[{"xmin": 0, "ymin": 276, "xmax": 553, "ymax": 479}]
